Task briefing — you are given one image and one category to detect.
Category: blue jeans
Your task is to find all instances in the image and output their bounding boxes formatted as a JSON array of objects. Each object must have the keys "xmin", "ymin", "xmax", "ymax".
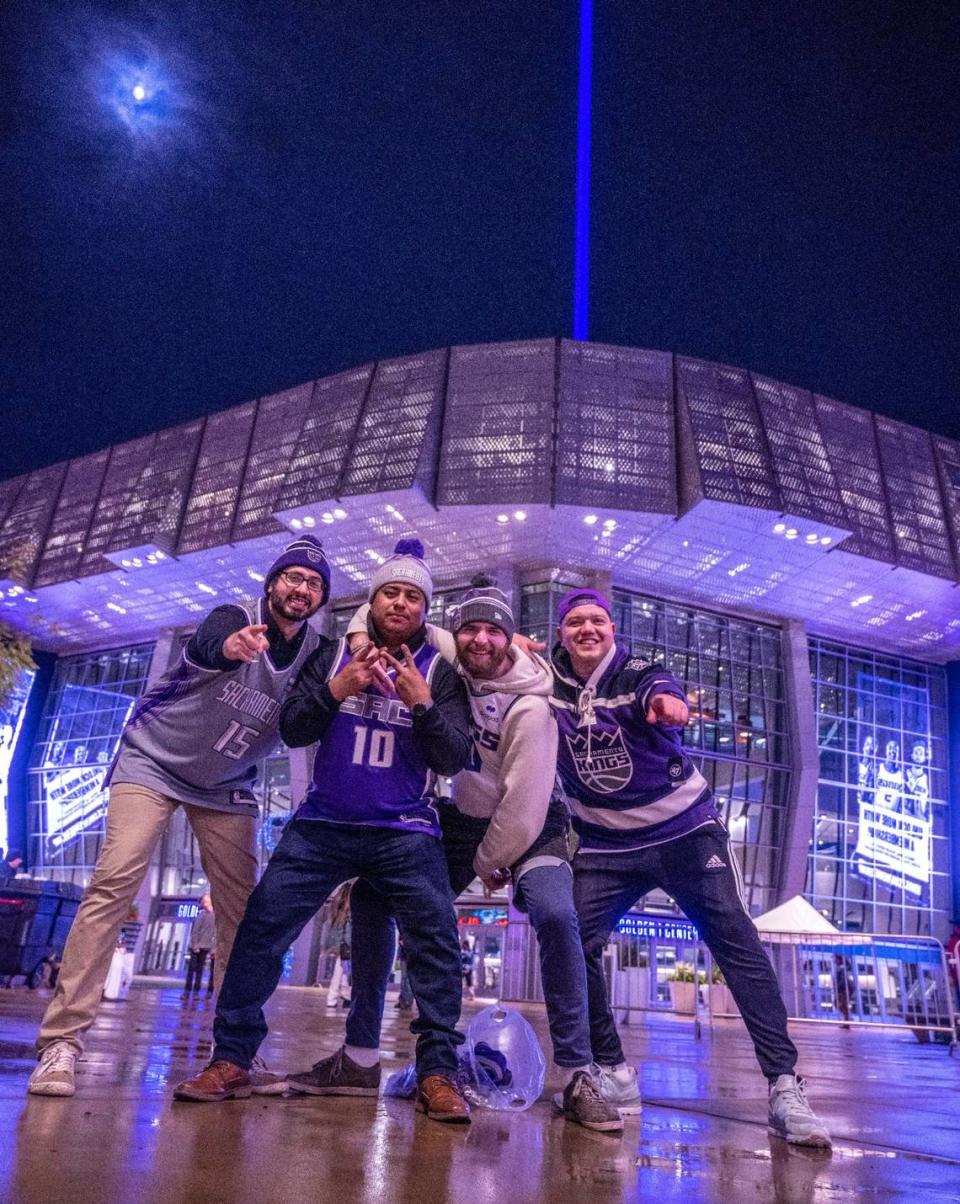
[
  {"xmin": 573, "ymin": 821, "xmax": 798, "ymax": 1080},
  {"xmin": 350, "ymin": 808, "xmax": 592, "ymax": 1067},
  {"xmin": 213, "ymin": 819, "xmax": 463, "ymax": 1079}
]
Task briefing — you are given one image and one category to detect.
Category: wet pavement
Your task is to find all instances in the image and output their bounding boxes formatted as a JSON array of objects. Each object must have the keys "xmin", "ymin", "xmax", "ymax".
[{"xmin": 1, "ymin": 982, "xmax": 959, "ymax": 1203}]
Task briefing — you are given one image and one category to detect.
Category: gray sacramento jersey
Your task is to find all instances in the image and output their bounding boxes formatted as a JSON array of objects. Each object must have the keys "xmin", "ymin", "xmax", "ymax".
[{"xmin": 110, "ymin": 598, "xmax": 320, "ymax": 814}]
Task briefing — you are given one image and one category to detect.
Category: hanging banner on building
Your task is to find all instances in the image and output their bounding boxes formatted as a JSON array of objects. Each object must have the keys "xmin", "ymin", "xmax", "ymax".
[
  {"xmin": 41, "ymin": 684, "xmax": 135, "ymax": 852},
  {"xmin": 0, "ymin": 668, "xmax": 36, "ymax": 857},
  {"xmin": 852, "ymin": 675, "xmax": 932, "ymax": 904}
]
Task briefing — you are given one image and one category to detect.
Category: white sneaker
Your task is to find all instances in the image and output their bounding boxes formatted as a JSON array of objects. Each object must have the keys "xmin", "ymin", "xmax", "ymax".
[
  {"xmin": 768, "ymin": 1074, "xmax": 831, "ymax": 1148},
  {"xmin": 249, "ymin": 1054, "xmax": 287, "ymax": 1095},
  {"xmin": 28, "ymin": 1042, "xmax": 78, "ymax": 1097},
  {"xmin": 591, "ymin": 1062, "xmax": 642, "ymax": 1115}
]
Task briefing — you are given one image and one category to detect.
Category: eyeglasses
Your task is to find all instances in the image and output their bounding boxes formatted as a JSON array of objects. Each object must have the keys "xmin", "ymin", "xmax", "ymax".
[{"xmin": 279, "ymin": 570, "xmax": 326, "ymax": 595}]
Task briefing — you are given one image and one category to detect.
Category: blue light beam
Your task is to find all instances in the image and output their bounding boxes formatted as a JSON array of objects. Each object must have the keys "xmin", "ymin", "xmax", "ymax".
[{"xmin": 573, "ymin": 0, "xmax": 593, "ymax": 341}]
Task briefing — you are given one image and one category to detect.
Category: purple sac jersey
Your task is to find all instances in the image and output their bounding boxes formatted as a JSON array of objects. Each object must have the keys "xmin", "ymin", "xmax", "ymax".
[{"xmin": 296, "ymin": 639, "xmax": 444, "ymax": 835}]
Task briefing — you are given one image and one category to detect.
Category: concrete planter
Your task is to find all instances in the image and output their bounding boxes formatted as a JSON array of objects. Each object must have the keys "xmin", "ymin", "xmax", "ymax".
[
  {"xmin": 612, "ymin": 966, "xmax": 650, "ymax": 1021},
  {"xmin": 709, "ymin": 983, "xmax": 740, "ymax": 1016},
  {"xmin": 668, "ymin": 980, "xmax": 697, "ymax": 1014}
]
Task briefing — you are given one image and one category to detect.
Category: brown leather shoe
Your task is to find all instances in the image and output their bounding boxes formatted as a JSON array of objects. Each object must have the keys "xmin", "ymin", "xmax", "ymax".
[
  {"xmin": 173, "ymin": 1060, "xmax": 252, "ymax": 1102},
  {"xmin": 415, "ymin": 1074, "xmax": 471, "ymax": 1124}
]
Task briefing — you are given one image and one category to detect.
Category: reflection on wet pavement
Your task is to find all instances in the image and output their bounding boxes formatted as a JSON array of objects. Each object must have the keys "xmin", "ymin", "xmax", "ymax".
[{"xmin": 1, "ymin": 983, "xmax": 959, "ymax": 1203}]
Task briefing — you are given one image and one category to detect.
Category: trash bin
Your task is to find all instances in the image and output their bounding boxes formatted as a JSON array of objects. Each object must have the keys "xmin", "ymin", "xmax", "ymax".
[{"xmin": 0, "ymin": 879, "xmax": 83, "ymax": 983}]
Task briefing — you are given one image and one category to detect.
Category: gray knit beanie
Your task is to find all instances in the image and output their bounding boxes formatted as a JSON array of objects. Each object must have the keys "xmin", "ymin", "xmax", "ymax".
[
  {"xmin": 368, "ymin": 539, "xmax": 433, "ymax": 604},
  {"xmin": 453, "ymin": 574, "xmax": 515, "ymax": 640}
]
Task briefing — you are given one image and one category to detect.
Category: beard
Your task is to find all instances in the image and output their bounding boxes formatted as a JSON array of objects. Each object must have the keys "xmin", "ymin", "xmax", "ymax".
[{"xmin": 268, "ymin": 590, "xmax": 320, "ymax": 624}]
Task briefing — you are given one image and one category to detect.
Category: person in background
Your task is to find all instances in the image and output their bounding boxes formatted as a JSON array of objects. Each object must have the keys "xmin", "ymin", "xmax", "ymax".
[
  {"xmin": 184, "ymin": 896, "xmax": 217, "ymax": 996},
  {"xmin": 0, "ymin": 848, "xmax": 23, "ymax": 882}
]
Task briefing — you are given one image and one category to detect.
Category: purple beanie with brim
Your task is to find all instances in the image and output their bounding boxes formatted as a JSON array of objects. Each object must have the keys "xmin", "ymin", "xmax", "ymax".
[{"xmin": 557, "ymin": 588, "xmax": 612, "ymax": 625}]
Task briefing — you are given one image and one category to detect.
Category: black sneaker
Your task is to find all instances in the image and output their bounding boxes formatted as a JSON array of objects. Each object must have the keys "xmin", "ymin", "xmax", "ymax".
[
  {"xmin": 558, "ymin": 1070, "xmax": 624, "ymax": 1133},
  {"xmin": 286, "ymin": 1047, "xmax": 381, "ymax": 1097}
]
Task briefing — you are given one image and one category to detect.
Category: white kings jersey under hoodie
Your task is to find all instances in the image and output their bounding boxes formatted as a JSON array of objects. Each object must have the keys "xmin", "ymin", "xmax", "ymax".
[{"xmin": 451, "ymin": 647, "xmax": 561, "ymax": 880}]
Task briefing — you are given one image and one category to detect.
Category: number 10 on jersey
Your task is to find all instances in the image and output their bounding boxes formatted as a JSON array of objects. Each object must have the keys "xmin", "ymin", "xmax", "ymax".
[{"xmin": 351, "ymin": 726, "xmax": 395, "ymax": 768}]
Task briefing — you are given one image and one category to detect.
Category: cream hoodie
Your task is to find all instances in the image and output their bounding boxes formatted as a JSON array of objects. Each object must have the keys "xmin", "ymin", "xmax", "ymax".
[
  {"xmin": 346, "ymin": 605, "xmax": 560, "ymax": 878},
  {"xmin": 452, "ymin": 646, "xmax": 559, "ymax": 879}
]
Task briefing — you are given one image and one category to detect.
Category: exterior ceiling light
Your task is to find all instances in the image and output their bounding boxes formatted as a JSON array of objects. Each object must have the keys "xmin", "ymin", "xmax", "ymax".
[
  {"xmin": 583, "ymin": 515, "xmax": 598, "ymax": 526},
  {"xmin": 850, "ymin": 594, "xmax": 872, "ymax": 608},
  {"xmin": 773, "ymin": 522, "xmax": 786, "ymax": 534},
  {"xmin": 513, "ymin": 510, "xmax": 527, "ymax": 521},
  {"xmin": 496, "ymin": 514, "xmax": 509, "ymax": 524},
  {"xmin": 333, "ymin": 508, "xmax": 348, "ymax": 519},
  {"xmin": 784, "ymin": 529, "xmax": 798, "ymax": 540}
]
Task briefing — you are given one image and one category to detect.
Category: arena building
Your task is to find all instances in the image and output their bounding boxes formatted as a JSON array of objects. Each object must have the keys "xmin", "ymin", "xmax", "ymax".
[{"xmin": 1, "ymin": 337, "xmax": 958, "ymax": 985}]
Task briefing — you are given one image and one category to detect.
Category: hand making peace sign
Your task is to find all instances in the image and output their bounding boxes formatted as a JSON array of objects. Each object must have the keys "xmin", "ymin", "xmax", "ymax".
[{"xmin": 379, "ymin": 644, "xmax": 432, "ymax": 709}]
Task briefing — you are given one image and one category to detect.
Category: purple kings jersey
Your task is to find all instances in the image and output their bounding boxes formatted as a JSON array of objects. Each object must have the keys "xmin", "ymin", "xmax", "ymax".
[{"xmin": 296, "ymin": 639, "xmax": 443, "ymax": 836}]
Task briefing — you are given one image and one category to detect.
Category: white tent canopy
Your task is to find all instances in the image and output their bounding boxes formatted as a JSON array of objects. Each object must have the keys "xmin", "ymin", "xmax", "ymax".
[{"xmin": 752, "ymin": 895, "xmax": 839, "ymax": 936}]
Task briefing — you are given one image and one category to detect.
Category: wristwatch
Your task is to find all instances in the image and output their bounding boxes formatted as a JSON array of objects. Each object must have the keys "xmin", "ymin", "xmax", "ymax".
[{"xmin": 411, "ymin": 701, "xmax": 433, "ymax": 719}]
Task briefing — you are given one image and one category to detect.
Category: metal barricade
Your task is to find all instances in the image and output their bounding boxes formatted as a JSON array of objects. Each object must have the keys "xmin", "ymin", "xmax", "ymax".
[
  {"xmin": 500, "ymin": 914, "xmax": 957, "ymax": 1050},
  {"xmin": 738, "ymin": 931, "xmax": 957, "ymax": 1046},
  {"xmin": 501, "ymin": 913, "xmax": 708, "ymax": 1036}
]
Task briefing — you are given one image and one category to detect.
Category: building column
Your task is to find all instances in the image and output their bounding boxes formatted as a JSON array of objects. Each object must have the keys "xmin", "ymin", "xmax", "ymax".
[
  {"xmin": 132, "ymin": 629, "xmax": 181, "ymax": 968},
  {"xmin": 947, "ymin": 662, "xmax": 960, "ymax": 924},
  {"xmin": 777, "ymin": 620, "xmax": 819, "ymax": 904}
]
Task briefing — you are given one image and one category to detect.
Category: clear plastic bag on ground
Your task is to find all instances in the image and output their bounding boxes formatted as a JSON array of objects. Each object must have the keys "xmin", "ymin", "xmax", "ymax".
[{"xmin": 383, "ymin": 1005, "xmax": 546, "ymax": 1111}]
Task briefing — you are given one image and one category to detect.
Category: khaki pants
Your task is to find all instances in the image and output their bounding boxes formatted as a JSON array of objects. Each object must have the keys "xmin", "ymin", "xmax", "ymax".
[{"xmin": 38, "ymin": 783, "xmax": 258, "ymax": 1055}]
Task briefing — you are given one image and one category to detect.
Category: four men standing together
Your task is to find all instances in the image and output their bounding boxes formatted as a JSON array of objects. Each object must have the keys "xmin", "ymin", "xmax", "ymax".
[{"xmin": 29, "ymin": 532, "xmax": 831, "ymax": 1147}]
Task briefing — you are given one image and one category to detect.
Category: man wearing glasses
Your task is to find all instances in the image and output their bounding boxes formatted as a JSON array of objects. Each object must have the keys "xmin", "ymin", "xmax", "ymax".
[{"xmin": 29, "ymin": 536, "xmax": 329, "ymax": 1098}]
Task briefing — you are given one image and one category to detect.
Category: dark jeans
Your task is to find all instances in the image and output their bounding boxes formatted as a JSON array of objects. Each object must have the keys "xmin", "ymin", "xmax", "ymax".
[
  {"xmin": 574, "ymin": 821, "xmax": 798, "ymax": 1080},
  {"xmin": 350, "ymin": 805, "xmax": 592, "ymax": 1067},
  {"xmin": 184, "ymin": 949, "xmax": 211, "ymax": 993},
  {"xmin": 213, "ymin": 819, "xmax": 463, "ymax": 1079},
  {"xmin": 348, "ymin": 807, "xmax": 482, "ymax": 1048}
]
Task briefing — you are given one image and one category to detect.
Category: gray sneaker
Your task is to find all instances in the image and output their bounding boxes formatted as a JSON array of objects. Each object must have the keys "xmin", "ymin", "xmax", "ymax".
[
  {"xmin": 287, "ymin": 1047, "xmax": 381, "ymax": 1097},
  {"xmin": 592, "ymin": 1062, "xmax": 643, "ymax": 1115},
  {"xmin": 28, "ymin": 1041, "xmax": 78, "ymax": 1097},
  {"xmin": 554, "ymin": 1070, "xmax": 624, "ymax": 1133},
  {"xmin": 768, "ymin": 1074, "xmax": 832, "ymax": 1148},
  {"xmin": 249, "ymin": 1055, "xmax": 288, "ymax": 1096}
]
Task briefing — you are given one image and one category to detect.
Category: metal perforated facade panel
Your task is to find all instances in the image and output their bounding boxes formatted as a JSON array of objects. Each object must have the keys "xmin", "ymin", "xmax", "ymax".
[
  {"xmin": 556, "ymin": 340, "xmax": 675, "ymax": 512},
  {"xmin": 230, "ymin": 383, "xmax": 315, "ymax": 542},
  {"xmin": 0, "ymin": 462, "xmax": 67, "ymax": 583},
  {"xmin": 932, "ymin": 434, "xmax": 960, "ymax": 573},
  {"xmin": 177, "ymin": 402, "xmax": 257, "ymax": 555},
  {"xmin": 752, "ymin": 376, "xmax": 847, "ymax": 528},
  {"xmin": 675, "ymin": 357, "xmax": 780, "ymax": 510},
  {"xmin": 104, "ymin": 420, "xmax": 203, "ymax": 556},
  {"xmin": 78, "ymin": 436, "xmax": 156, "ymax": 577},
  {"xmin": 276, "ymin": 365, "xmax": 373, "ymax": 510},
  {"xmin": 33, "ymin": 450, "xmax": 111, "ymax": 587},
  {"xmin": 339, "ymin": 350, "xmax": 447, "ymax": 499},
  {"xmin": 437, "ymin": 339, "xmax": 555, "ymax": 506},
  {"xmin": 811, "ymin": 395, "xmax": 893, "ymax": 562},
  {"xmin": 874, "ymin": 416, "xmax": 955, "ymax": 579}
]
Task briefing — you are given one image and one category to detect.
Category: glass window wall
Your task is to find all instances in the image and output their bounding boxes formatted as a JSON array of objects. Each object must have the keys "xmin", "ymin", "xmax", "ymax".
[
  {"xmin": 27, "ymin": 644, "xmax": 154, "ymax": 882},
  {"xmin": 807, "ymin": 638, "xmax": 950, "ymax": 937}
]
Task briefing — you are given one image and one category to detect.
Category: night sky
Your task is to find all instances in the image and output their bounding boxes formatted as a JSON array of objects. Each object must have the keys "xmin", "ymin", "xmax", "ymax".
[{"xmin": 3, "ymin": 1, "xmax": 958, "ymax": 482}]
